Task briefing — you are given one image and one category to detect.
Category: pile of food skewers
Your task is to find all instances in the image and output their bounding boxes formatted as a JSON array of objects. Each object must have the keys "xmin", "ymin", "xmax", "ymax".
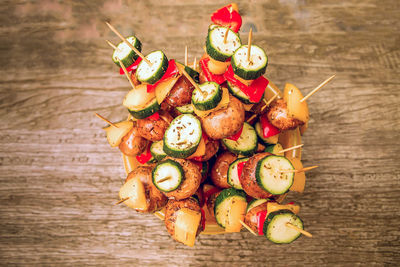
[{"xmin": 96, "ymin": 4, "xmax": 334, "ymax": 247}]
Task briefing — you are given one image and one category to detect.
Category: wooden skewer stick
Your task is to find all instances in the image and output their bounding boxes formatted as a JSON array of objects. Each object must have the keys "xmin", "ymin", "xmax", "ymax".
[
  {"xmin": 117, "ymin": 58, "xmax": 136, "ymax": 90},
  {"xmin": 285, "ymin": 223, "xmax": 312, "ymax": 237},
  {"xmin": 281, "ymin": 165, "xmax": 319, "ymax": 173},
  {"xmin": 157, "ymin": 176, "xmax": 172, "ymax": 183},
  {"xmin": 277, "ymin": 144, "xmax": 304, "ymax": 154},
  {"xmin": 193, "ymin": 57, "xmax": 197, "ymax": 70},
  {"xmin": 223, "ymin": 26, "xmax": 230, "ymax": 44},
  {"xmin": 105, "ymin": 22, "xmax": 152, "ymax": 66},
  {"xmin": 115, "ymin": 197, "xmax": 130, "ymax": 205},
  {"xmin": 239, "ymin": 220, "xmax": 257, "ymax": 236},
  {"xmin": 106, "ymin": 40, "xmax": 120, "ymax": 51},
  {"xmin": 247, "ymin": 27, "xmax": 253, "ymax": 62},
  {"xmin": 94, "ymin": 112, "xmax": 119, "ymax": 128},
  {"xmin": 180, "ymin": 65, "xmax": 205, "ymax": 97},
  {"xmin": 246, "ymin": 93, "xmax": 279, "ymax": 123},
  {"xmin": 185, "ymin": 46, "xmax": 188, "ymax": 66},
  {"xmin": 300, "ymin": 74, "xmax": 336, "ymax": 103}
]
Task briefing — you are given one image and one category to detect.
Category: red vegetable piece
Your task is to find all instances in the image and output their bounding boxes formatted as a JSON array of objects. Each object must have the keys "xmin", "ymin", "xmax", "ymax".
[
  {"xmin": 226, "ymin": 125, "xmax": 243, "ymax": 141},
  {"xmin": 287, "ymin": 202, "xmax": 295, "ymax": 205},
  {"xmin": 191, "ymin": 160, "xmax": 203, "ymax": 171},
  {"xmin": 147, "ymin": 59, "xmax": 179, "ymax": 93},
  {"xmin": 200, "ymin": 208, "xmax": 206, "ymax": 230},
  {"xmin": 211, "ymin": 5, "xmax": 242, "ymax": 33},
  {"xmin": 135, "ymin": 144, "xmax": 152, "ymax": 164},
  {"xmin": 119, "ymin": 57, "xmax": 142, "ymax": 75},
  {"xmin": 199, "ymin": 58, "xmax": 226, "ymax": 84},
  {"xmin": 256, "ymin": 210, "xmax": 268, "ymax": 236},
  {"xmin": 260, "ymin": 115, "xmax": 280, "ymax": 138},
  {"xmin": 147, "ymin": 112, "xmax": 160, "ymax": 121},
  {"xmin": 224, "ymin": 65, "xmax": 268, "ymax": 103},
  {"xmin": 237, "ymin": 160, "xmax": 247, "ymax": 182}
]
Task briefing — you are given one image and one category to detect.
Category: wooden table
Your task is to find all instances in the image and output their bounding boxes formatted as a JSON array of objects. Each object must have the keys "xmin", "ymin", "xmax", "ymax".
[{"xmin": 1, "ymin": 0, "xmax": 399, "ymax": 265}]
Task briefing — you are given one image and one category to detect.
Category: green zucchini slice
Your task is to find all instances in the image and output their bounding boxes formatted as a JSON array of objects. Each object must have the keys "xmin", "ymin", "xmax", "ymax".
[
  {"xmin": 206, "ymin": 26, "xmax": 241, "ymax": 62},
  {"xmin": 184, "ymin": 66, "xmax": 200, "ymax": 83},
  {"xmin": 227, "ymin": 157, "xmax": 248, "ymax": 190},
  {"xmin": 214, "ymin": 188, "xmax": 247, "ymax": 228},
  {"xmin": 150, "ymin": 140, "xmax": 167, "ymax": 161},
  {"xmin": 152, "ymin": 159, "xmax": 184, "ymax": 192},
  {"xmin": 163, "ymin": 114, "xmax": 202, "ymax": 158},
  {"xmin": 227, "ymin": 81, "xmax": 260, "ymax": 104},
  {"xmin": 192, "ymin": 82, "xmax": 222, "ymax": 111},
  {"xmin": 222, "ymin": 122, "xmax": 258, "ymax": 156},
  {"xmin": 255, "ymin": 155, "xmax": 294, "ymax": 195},
  {"xmin": 255, "ymin": 122, "xmax": 279, "ymax": 145},
  {"xmin": 127, "ymin": 98, "xmax": 160, "ymax": 119},
  {"xmin": 263, "ymin": 210, "xmax": 304, "ymax": 244},
  {"xmin": 246, "ymin": 199, "xmax": 268, "ymax": 213},
  {"xmin": 136, "ymin": 50, "xmax": 168, "ymax": 84},
  {"xmin": 264, "ymin": 143, "xmax": 284, "ymax": 156},
  {"xmin": 112, "ymin": 36, "xmax": 142, "ymax": 68},
  {"xmin": 175, "ymin": 104, "xmax": 194, "ymax": 114},
  {"xmin": 231, "ymin": 45, "xmax": 268, "ymax": 80}
]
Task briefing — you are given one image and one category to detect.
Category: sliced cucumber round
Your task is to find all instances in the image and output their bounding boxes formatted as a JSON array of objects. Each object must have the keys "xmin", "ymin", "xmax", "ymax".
[
  {"xmin": 128, "ymin": 98, "xmax": 160, "ymax": 119},
  {"xmin": 185, "ymin": 65, "xmax": 200, "ymax": 83},
  {"xmin": 246, "ymin": 198, "xmax": 268, "ymax": 213},
  {"xmin": 163, "ymin": 114, "xmax": 202, "ymax": 158},
  {"xmin": 175, "ymin": 104, "xmax": 194, "ymax": 114},
  {"xmin": 150, "ymin": 140, "xmax": 167, "ymax": 161},
  {"xmin": 152, "ymin": 159, "xmax": 184, "ymax": 192},
  {"xmin": 214, "ymin": 188, "xmax": 247, "ymax": 229},
  {"xmin": 231, "ymin": 45, "xmax": 268, "ymax": 80},
  {"xmin": 263, "ymin": 210, "xmax": 303, "ymax": 244},
  {"xmin": 227, "ymin": 81, "xmax": 259, "ymax": 104},
  {"xmin": 255, "ymin": 155, "xmax": 294, "ymax": 195},
  {"xmin": 222, "ymin": 122, "xmax": 258, "ymax": 156},
  {"xmin": 208, "ymin": 24, "xmax": 219, "ymax": 32},
  {"xmin": 206, "ymin": 26, "xmax": 241, "ymax": 62},
  {"xmin": 192, "ymin": 82, "xmax": 222, "ymax": 111},
  {"xmin": 265, "ymin": 143, "xmax": 284, "ymax": 156},
  {"xmin": 227, "ymin": 157, "xmax": 248, "ymax": 190},
  {"xmin": 127, "ymin": 98, "xmax": 160, "ymax": 119},
  {"xmin": 112, "ymin": 36, "xmax": 142, "ymax": 68},
  {"xmin": 136, "ymin": 50, "xmax": 168, "ymax": 84},
  {"xmin": 255, "ymin": 122, "xmax": 279, "ymax": 145}
]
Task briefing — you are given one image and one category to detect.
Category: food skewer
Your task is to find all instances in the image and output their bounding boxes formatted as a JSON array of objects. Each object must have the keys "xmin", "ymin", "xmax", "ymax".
[
  {"xmin": 281, "ymin": 165, "xmax": 319, "ymax": 173},
  {"xmin": 116, "ymin": 57, "xmax": 136, "ymax": 89},
  {"xmin": 157, "ymin": 176, "xmax": 172, "ymax": 183},
  {"xmin": 115, "ymin": 197, "xmax": 130, "ymax": 205},
  {"xmin": 185, "ymin": 46, "xmax": 188, "ymax": 66},
  {"xmin": 223, "ymin": 27, "xmax": 230, "ymax": 44},
  {"xmin": 300, "ymin": 74, "xmax": 336, "ymax": 103},
  {"xmin": 94, "ymin": 112, "xmax": 119, "ymax": 128},
  {"xmin": 193, "ymin": 57, "xmax": 197, "ymax": 70},
  {"xmin": 285, "ymin": 223, "xmax": 312, "ymax": 237},
  {"xmin": 247, "ymin": 28, "xmax": 253, "ymax": 62},
  {"xmin": 239, "ymin": 220, "xmax": 257, "ymax": 236},
  {"xmin": 277, "ymin": 144, "xmax": 304, "ymax": 154},
  {"xmin": 105, "ymin": 22, "xmax": 152, "ymax": 66}
]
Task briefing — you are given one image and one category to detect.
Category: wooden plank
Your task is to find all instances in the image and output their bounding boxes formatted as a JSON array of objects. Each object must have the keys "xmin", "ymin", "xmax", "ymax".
[{"xmin": 0, "ymin": 0, "xmax": 399, "ymax": 265}]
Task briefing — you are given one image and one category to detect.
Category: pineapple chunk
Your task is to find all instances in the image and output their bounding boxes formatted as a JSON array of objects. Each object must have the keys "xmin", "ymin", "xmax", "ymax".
[
  {"xmin": 174, "ymin": 208, "xmax": 201, "ymax": 247},
  {"xmin": 104, "ymin": 120, "xmax": 133, "ymax": 147},
  {"xmin": 283, "ymin": 83, "xmax": 309, "ymax": 123}
]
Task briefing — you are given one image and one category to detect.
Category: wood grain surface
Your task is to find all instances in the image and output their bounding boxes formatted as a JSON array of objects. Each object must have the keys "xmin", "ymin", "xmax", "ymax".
[{"xmin": 1, "ymin": 0, "xmax": 399, "ymax": 266}]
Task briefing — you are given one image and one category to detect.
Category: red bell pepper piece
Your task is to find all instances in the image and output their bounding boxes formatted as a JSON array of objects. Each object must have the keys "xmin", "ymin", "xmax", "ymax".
[
  {"xmin": 260, "ymin": 115, "xmax": 280, "ymax": 138},
  {"xmin": 287, "ymin": 202, "xmax": 295, "ymax": 205},
  {"xmin": 237, "ymin": 160, "xmax": 247, "ymax": 182},
  {"xmin": 199, "ymin": 58, "xmax": 226, "ymax": 84},
  {"xmin": 136, "ymin": 144, "xmax": 152, "ymax": 164},
  {"xmin": 224, "ymin": 65, "xmax": 268, "ymax": 103},
  {"xmin": 200, "ymin": 208, "xmax": 206, "ymax": 230},
  {"xmin": 119, "ymin": 57, "xmax": 142, "ymax": 75},
  {"xmin": 256, "ymin": 210, "xmax": 269, "ymax": 236},
  {"xmin": 211, "ymin": 4, "xmax": 242, "ymax": 33},
  {"xmin": 147, "ymin": 112, "xmax": 159, "ymax": 121},
  {"xmin": 147, "ymin": 59, "xmax": 179, "ymax": 93},
  {"xmin": 226, "ymin": 125, "xmax": 243, "ymax": 141}
]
